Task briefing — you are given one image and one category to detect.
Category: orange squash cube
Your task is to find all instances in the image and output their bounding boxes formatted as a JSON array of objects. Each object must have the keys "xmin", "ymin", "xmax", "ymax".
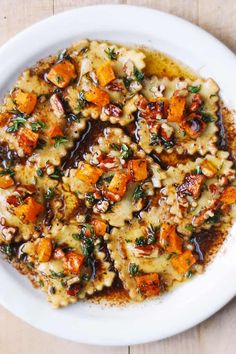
[
  {"xmin": 76, "ymin": 162, "xmax": 103, "ymax": 185},
  {"xmin": 0, "ymin": 175, "xmax": 14, "ymax": 189},
  {"xmin": 96, "ymin": 61, "xmax": 115, "ymax": 87},
  {"xmin": 0, "ymin": 112, "xmax": 12, "ymax": 127},
  {"xmin": 47, "ymin": 125, "xmax": 64, "ymax": 139},
  {"xmin": 47, "ymin": 60, "xmax": 77, "ymax": 88},
  {"xmin": 135, "ymin": 273, "xmax": 160, "ymax": 297},
  {"xmin": 36, "ymin": 237, "xmax": 53, "ymax": 262},
  {"xmin": 85, "ymin": 85, "xmax": 110, "ymax": 107},
  {"xmin": 200, "ymin": 160, "xmax": 218, "ymax": 178},
  {"xmin": 171, "ymin": 250, "xmax": 196, "ymax": 274},
  {"xmin": 18, "ymin": 128, "xmax": 39, "ymax": 154},
  {"xmin": 108, "ymin": 172, "xmax": 128, "ymax": 197},
  {"xmin": 167, "ymin": 96, "xmax": 186, "ymax": 123},
  {"xmin": 128, "ymin": 159, "xmax": 148, "ymax": 181},
  {"xmin": 12, "ymin": 89, "xmax": 37, "ymax": 114},
  {"xmin": 65, "ymin": 252, "xmax": 84, "ymax": 274},
  {"xmin": 92, "ymin": 219, "xmax": 107, "ymax": 236},
  {"xmin": 159, "ymin": 223, "xmax": 183, "ymax": 254},
  {"xmin": 220, "ymin": 185, "xmax": 236, "ymax": 204},
  {"xmin": 14, "ymin": 196, "xmax": 44, "ymax": 223}
]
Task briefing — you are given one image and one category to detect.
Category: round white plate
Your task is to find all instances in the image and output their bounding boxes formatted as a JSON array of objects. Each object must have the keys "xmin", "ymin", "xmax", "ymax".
[{"xmin": 0, "ymin": 4, "xmax": 236, "ymax": 346}]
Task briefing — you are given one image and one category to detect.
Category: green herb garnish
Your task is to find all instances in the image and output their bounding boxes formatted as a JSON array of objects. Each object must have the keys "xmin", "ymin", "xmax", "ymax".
[
  {"xmin": 6, "ymin": 116, "xmax": 27, "ymax": 133},
  {"xmin": 0, "ymin": 244, "xmax": 13, "ymax": 257},
  {"xmin": 85, "ymin": 192, "xmax": 95, "ymax": 205},
  {"xmin": 30, "ymin": 121, "xmax": 46, "ymax": 132},
  {"xmin": 45, "ymin": 187, "xmax": 55, "ymax": 200},
  {"xmin": 201, "ymin": 111, "xmax": 215, "ymax": 123},
  {"xmin": 206, "ymin": 209, "xmax": 221, "ymax": 224},
  {"xmin": 133, "ymin": 67, "xmax": 144, "ymax": 82},
  {"xmin": 49, "ymin": 167, "xmax": 64, "ymax": 180},
  {"xmin": 188, "ymin": 85, "xmax": 201, "ymax": 93},
  {"xmin": 50, "ymin": 270, "xmax": 66, "ymax": 278},
  {"xmin": 36, "ymin": 168, "xmax": 44, "ymax": 177},
  {"xmin": 133, "ymin": 185, "xmax": 146, "ymax": 202},
  {"xmin": 77, "ymin": 90, "xmax": 87, "ymax": 112},
  {"xmin": 56, "ymin": 75, "xmax": 65, "ymax": 84},
  {"xmin": 53, "ymin": 135, "xmax": 68, "ymax": 148},
  {"xmin": 36, "ymin": 138, "xmax": 46, "ymax": 150},
  {"xmin": 0, "ymin": 168, "xmax": 15, "ymax": 177},
  {"xmin": 110, "ymin": 143, "xmax": 120, "ymax": 151},
  {"xmin": 104, "ymin": 47, "xmax": 118, "ymax": 60},
  {"xmin": 129, "ymin": 263, "xmax": 139, "ymax": 277},
  {"xmin": 121, "ymin": 144, "xmax": 132, "ymax": 160}
]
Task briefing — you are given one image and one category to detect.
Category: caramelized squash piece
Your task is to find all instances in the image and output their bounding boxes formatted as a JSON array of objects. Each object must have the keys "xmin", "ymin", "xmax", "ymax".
[
  {"xmin": 182, "ymin": 116, "xmax": 207, "ymax": 139},
  {"xmin": 167, "ymin": 96, "xmax": 186, "ymax": 123},
  {"xmin": 36, "ymin": 237, "xmax": 53, "ymax": 262},
  {"xmin": 135, "ymin": 273, "xmax": 160, "ymax": 297},
  {"xmin": 18, "ymin": 128, "xmax": 39, "ymax": 154},
  {"xmin": 85, "ymin": 85, "xmax": 110, "ymax": 107},
  {"xmin": 0, "ymin": 112, "xmax": 12, "ymax": 127},
  {"xmin": 177, "ymin": 173, "xmax": 205, "ymax": 199},
  {"xmin": 92, "ymin": 219, "xmax": 107, "ymax": 236},
  {"xmin": 65, "ymin": 252, "xmax": 84, "ymax": 274},
  {"xmin": 76, "ymin": 162, "xmax": 103, "ymax": 185},
  {"xmin": 47, "ymin": 125, "xmax": 64, "ymax": 139},
  {"xmin": 96, "ymin": 61, "xmax": 115, "ymax": 87},
  {"xmin": 200, "ymin": 160, "xmax": 218, "ymax": 178},
  {"xmin": 159, "ymin": 223, "xmax": 183, "ymax": 254},
  {"xmin": 47, "ymin": 60, "xmax": 77, "ymax": 88},
  {"xmin": 12, "ymin": 89, "xmax": 37, "ymax": 114},
  {"xmin": 0, "ymin": 175, "xmax": 14, "ymax": 189},
  {"xmin": 14, "ymin": 196, "xmax": 44, "ymax": 223},
  {"xmin": 128, "ymin": 159, "xmax": 148, "ymax": 181},
  {"xmin": 108, "ymin": 171, "xmax": 128, "ymax": 197},
  {"xmin": 171, "ymin": 250, "xmax": 196, "ymax": 274},
  {"xmin": 220, "ymin": 185, "xmax": 236, "ymax": 204}
]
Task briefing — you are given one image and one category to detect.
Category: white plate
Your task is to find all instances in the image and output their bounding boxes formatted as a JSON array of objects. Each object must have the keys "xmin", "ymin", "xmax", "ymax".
[{"xmin": 0, "ymin": 4, "xmax": 236, "ymax": 346}]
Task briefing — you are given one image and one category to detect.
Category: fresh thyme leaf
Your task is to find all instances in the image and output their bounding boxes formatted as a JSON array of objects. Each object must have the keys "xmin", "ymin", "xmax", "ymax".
[
  {"xmin": 45, "ymin": 187, "xmax": 54, "ymax": 200},
  {"xmin": 185, "ymin": 224, "xmax": 195, "ymax": 232},
  {"xmin": 150, "ymin": 133, "xmax": 160, "ymax": 146},
  {"xmin": 49, "ymin": 167, "xmax": 64, "ymax": 180},
  {"xmin": 0, "ymin": 244, "xmax": 13, "ymax": 257},
  {"xmin": 6, "ymin": 116, "xmax": 27, "ymax": 133},
  {"xmin": 36, "ymin": 168, "xmax": 44, "ymax": 177},
  {"xmin": 0, "ymin": 168, "xmax": 15, "ymax": 177},
  {"xmin": 110, "ymin": 143, "xmax": 120, "ymax": 151},
  {"xmin": 104, "ymin": 47, "xmax": 118, "ymax": 60},
  {"xmin": 206, "ymin": 209, "xmax": 221, "ymax": 224},
  {"xmin": 50, "ymin": 270, "xmax": 66, "ymax": 278},
  {"xmin": 188, "ymin": 85, "xmax": 201, "ymax": 93},
  {"xmin": 123, "ymin": 77, "xmax": 133, "ymax": 89},
  {"xmin": 53, "ymin": 135, "xmax": 68, "ymax": 148},
  {"xmin": 133, "ymin": 185, "xmax": 146, "ymax": 202},
  {"xmin": 186, "ymin": 271, "xmax": 193, "ymax": 278},
  {"xmin": 67, "ymin": 113, "xmax": 80, "ymax": 123},
  {"xmin": 85, "ymin": 192, "xmax": 95, "ymax": 205},
  {"xmin": 135, "ymin": 236, "xmax": 147, "ymax": 246},
  {"xmin": 120, "ymin": 144, "xmax": 132, "ymax": 160},
  {"xmin": 30, "ymin": 121, "xmax": 46, "ymax": 132},
  {"xmin": 135, "ymin": 225, "xmax": 157, "ymax": 247},
  {"xmin": 194, "ymin": 166, "xmax": 202, "ymax": 175},
  {"xmin": 129, "ymin": 263, "xmax": 139, "ymax": 277},
  {"xmin": 133, "ymin": 67, "xmax": 144, "ymax": 82},
  {"xmin": 201, "ymin": 111, "xmax": 215, "ymax": 123},
  {"xmin": 56, "ymin": 75, "xmax": 65, "ymax": 84}
]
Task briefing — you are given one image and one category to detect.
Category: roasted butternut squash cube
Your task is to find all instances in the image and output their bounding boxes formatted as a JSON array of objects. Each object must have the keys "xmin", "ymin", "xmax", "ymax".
[
  {"xmin": 65, "ymin": 252, "xmax": 84, "ymax": 274},
  {"xmin": 0, "ymin": 175, "xmax": 14, "ymax": 189},
  {"xmin": 128, "ymin": 159, "xmax": 148, "ymax": 181},
  {"xmin": 36, "ymin": 237, "xmax": 53, "ymax": 262},
  {"xmin": 47, "ymin": 125, "xmax": 64, "ymax": 139},
  {"xmin": 171, "ymin": 250, "xmax": 196, "ymax": 274},
  {"xmin": 200, "ymin": 160, "xmax": 218, "ymax": 178},
  {"xmin": 159, "ymin": 223, "xmax": 183, "ymax": 254},
  {"xmin": 47, "ymin": 60, "xmax": 77, "ymax": 88},
  {"xmin": 135, "ymin": 273, "xmax": 160, "ymax": 297},
  {"xmin": 76, "ymin": 162, "xmax": 103, "ymax": 185},
  {"xmin": 108, "ymin": 172, "xmax": 128, "ymax": 197},
  {"xmin": 12, "ymin": 89, "xmax": 37, "ymax": 114},
  {"xmin": 92, "ymin": 219, "xmax": 107, "ymax": 236},
  {"xmin": 85, "ymin": 85, "xmax": 110, "ymax": 107},
  {"xmin": 96, "ymin": 61, "xmax": 115, "ymax": 87},
  {"xmin": 220, "ymin": 185, "xmax": 236, "ymax": 204},
  {"xmin": 14, "ymin": 196, "xmax": 44, "ymax": 223},
  {"xmin": 0, "ymin": 112, "xmax": 12, "ymax": 127},
  {"xmin": 167, "ymin": 96, "xmax": 186, "ymax": 123},
  {"xmin": 18, "ymin": 128, "xmax": 39, "ymax": 154}
]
